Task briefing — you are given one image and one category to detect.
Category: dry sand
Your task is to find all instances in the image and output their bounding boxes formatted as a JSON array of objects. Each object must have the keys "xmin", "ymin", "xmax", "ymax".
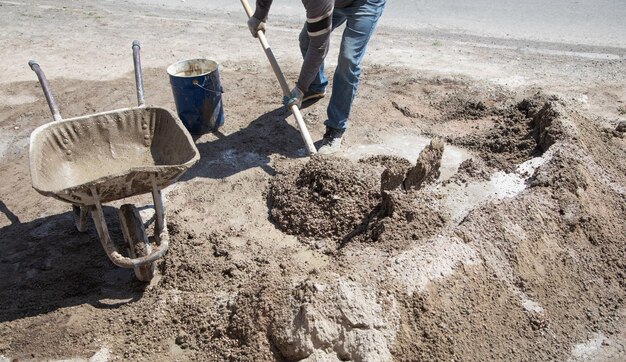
[{"xmin": 0, "ymin": 1, "xmax": 625, "ymax": 361}]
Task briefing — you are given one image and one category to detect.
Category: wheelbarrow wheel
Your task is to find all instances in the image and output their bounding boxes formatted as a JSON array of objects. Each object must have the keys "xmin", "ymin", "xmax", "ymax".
[{"xmin": 119, "ymin": 204, "xmax": 155, "ymax": 282}]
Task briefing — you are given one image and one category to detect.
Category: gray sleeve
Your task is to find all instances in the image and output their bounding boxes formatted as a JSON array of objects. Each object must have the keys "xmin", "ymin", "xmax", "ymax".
[
  {"xmin": 253, "ymin": 0, "xmax": 273, "ymax": 21},
  {"xmin": 295, "ymin": 0, "xmax": 334, "ymax": 92}
]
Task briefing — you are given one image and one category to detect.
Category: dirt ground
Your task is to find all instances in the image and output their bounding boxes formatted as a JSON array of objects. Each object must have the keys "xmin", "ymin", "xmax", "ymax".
[{"xmin": 1, "ymin": 1, "xmax": 625, "ymax": 361}]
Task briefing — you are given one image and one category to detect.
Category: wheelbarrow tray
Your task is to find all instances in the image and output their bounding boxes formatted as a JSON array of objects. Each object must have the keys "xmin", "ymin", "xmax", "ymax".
[{"xmin": 29, "ymin": 106, "xmax": 199, "ymax": 205}]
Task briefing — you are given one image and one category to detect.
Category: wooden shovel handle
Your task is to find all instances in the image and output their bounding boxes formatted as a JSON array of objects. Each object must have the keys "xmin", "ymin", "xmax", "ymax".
[{"xmin": 240, "ymin": 0, "xmax": 317, "ymax": 155}]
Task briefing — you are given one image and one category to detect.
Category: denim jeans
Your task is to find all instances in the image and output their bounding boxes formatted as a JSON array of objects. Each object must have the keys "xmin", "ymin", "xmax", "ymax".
[{"xmin": 299, "ymin": 0, "xmax": 386, "ymax": 131}]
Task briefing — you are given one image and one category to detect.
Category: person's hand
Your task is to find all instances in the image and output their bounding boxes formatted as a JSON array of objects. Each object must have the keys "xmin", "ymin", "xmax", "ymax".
[
  {"xmin": 283, "ymin": 86, "xmax": 304, "ymax": 108},
  {"xmin": 247, "ymin": 17, "xmax": 266, "ymax": 38}
]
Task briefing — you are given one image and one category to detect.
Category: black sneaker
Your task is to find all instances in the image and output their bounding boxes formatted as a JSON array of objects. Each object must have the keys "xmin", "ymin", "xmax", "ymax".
[
  {"xmin": 318, "ymin": 127, "xmax": 345, "ymax": 155},
  {"xmin": 302, "ymin": 89, "xmax": 327, "ymax": 103}
]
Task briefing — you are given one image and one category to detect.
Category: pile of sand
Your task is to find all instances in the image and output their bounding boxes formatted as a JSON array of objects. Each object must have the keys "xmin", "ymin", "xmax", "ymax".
[
  {"xmin": 268, "ymin": 140, "xmax": 448, "ymax": 250},
  {"xmin": 268, "ymin": 156, "xmax": 381, "ymax": 242},
  {"xmin": 454, "ymin": 94, "xmax": 562, "ymax": 170}
]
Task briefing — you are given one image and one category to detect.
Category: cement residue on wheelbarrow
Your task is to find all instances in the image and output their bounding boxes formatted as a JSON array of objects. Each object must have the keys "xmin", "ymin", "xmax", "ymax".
[{"xmin": 30, "ymin": 107, "xmax": 198, "ymax": 203}]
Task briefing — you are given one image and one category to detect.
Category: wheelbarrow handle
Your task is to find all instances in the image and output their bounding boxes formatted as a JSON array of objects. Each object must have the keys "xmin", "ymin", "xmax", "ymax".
[
  {"xmin": 28, "ymin": 60, "xmax": 62, "ymax": 122},
  {"xmin": 132, "ymin": 40, "xmax": 146, "ymax": 107}
]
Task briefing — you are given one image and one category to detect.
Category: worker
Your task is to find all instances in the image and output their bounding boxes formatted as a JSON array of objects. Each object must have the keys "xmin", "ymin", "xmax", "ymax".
[{"xmin": 248, "ymin": 0, "xmax": 386, "ymax": 154}]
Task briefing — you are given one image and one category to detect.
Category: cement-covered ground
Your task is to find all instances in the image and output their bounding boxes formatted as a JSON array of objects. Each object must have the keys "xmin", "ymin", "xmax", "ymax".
[{"xmin": 0, "ymin": 1, "xmax": 625, "ymax": 361}]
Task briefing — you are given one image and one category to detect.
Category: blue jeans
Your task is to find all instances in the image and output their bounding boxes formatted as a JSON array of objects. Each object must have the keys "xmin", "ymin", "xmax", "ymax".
[{"xmin": 299, "ymin": 0, "xmax": 386, "ymax": 131}]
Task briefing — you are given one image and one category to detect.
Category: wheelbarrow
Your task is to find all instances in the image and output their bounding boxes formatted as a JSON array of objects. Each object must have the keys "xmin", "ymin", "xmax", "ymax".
[{"xmin": 27, "ymin": 41, "xmax": 200, "ymax": 281}]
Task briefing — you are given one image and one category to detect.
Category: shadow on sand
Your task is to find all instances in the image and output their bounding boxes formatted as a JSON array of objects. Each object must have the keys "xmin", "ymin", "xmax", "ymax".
[
  {"xmin": 181, "ymin": 106, "xmax": 316, "ymax": 181},
  {"xmin": 0, "ymin": 200, "xmax": 20, "ymax": 225},
  {"xmin": 0, "ymin": 206, "xmax": 146, "ymax": 323}
]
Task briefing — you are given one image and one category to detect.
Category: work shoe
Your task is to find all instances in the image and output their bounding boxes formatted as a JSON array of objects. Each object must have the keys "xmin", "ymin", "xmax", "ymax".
[
  {"xmin": 318, "ymin": 127, "xmax": 345, "ymax": 155},
  {"xmin": 302, "ymin": 89, "xmax": 326, "ymax": 103}
]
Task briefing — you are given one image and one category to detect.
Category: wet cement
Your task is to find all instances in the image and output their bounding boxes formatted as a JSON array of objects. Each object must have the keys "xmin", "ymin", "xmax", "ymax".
[{"xmin": 343, "ymin": 133, "xmax": 471, "ymax": 181}]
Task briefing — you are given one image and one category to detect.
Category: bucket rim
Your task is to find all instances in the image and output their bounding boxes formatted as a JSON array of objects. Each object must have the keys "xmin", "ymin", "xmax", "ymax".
[{"xmin": 167, "ymin": 58, "xmax": 219, "ymax": 78}]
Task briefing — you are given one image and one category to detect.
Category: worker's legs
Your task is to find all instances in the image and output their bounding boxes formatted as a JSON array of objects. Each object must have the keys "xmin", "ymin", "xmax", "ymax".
[
  {"xmin": 325, "ymin": 0, "xmax": 385, "ymax": 131},
  {"xmin": 299, "ymin": 11, "xmax": 347, "ymax": 93}
]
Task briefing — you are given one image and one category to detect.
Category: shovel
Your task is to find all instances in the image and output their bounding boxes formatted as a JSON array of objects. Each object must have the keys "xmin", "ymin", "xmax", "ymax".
[{"xmin": 240, "ymin": 0, "xmax": 317, "ymax": 155}]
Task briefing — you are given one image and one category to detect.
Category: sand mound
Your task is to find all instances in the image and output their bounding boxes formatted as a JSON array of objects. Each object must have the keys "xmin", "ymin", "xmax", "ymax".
[
  {"xmin": 454, "ymin": 94, "xmax": 563, "ymax": 170},
  {"xmin": 268, "ymin": 140, "xmax": 448, "ymax": 249},
  {"xmin": 268, "ymin": 156, "xmax": 381, "ymax": 241},
  {"xmin": 435, "ymin": 92, "xmax": 491, "ymax": 121},
  {"xmin": 361, "ymin": 154, "xmax": 412, "ymax": 193},
  {"xmin": 270, "ymin": 277, "xmax": 399, "ymax": 361}
]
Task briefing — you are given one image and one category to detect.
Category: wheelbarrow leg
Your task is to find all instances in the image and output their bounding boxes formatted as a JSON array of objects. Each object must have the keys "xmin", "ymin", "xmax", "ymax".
[
  {"xmin": 90, "ymin": 186, "xmax": 129, "ymax": 268},
  {"xmin": 119, "ymin": 204, "xmax": 155, "ymax": 282},
  {"xmin": 88, "ymin": 185, "xmax": 167, "ymax": 282},
  {"xmin": 151, "ymin": 180, "xmax": 166, "ymax": 240},
  {"xmin": 72, "ymin": 205, "xmax": 89, "ymax": 232}
]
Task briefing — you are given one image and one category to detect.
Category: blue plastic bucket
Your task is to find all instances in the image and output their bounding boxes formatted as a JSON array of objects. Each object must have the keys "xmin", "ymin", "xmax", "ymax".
[{"xmin": 167, "ymin": 59, "xmax": 224, "ymax": 134}]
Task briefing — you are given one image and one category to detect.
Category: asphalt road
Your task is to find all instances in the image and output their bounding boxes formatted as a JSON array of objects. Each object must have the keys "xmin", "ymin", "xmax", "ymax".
[
  {"xmin": 382, "ymin": 0, "xmax": 626, "ymax": 48},
  {"xmin": 128, "ymin": 0, "xmax": 626, "ymax": 48}
]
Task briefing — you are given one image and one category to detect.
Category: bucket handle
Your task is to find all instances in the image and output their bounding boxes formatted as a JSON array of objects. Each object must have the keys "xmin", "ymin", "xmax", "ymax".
[{"xmin": 192, "ymin": 79, "xmax": 224, "ymax": 94}]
